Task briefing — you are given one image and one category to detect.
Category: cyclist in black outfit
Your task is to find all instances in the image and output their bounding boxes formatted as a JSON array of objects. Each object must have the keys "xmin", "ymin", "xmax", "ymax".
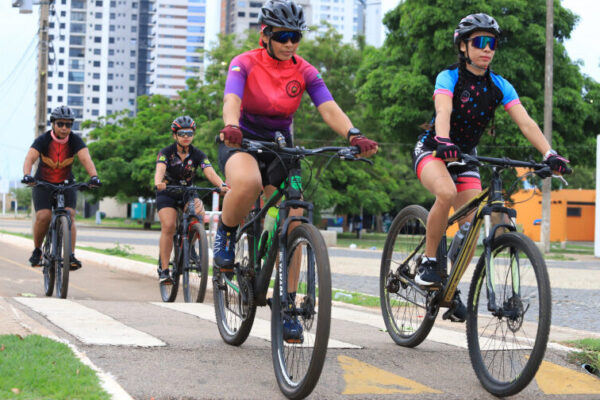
[
  {"xmin": 154, "ymin": 116, "xmax": 229, "ymax": 284},
  {"xmin": 22, "ymin": 106, "xmax": 101, "ymax": 270}
]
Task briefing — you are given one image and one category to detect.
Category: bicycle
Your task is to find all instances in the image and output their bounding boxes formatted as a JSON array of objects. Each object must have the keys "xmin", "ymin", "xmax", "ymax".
[
  {"xmin": 29, "ymin": 180, "xmax": 92, "ymax": 299},
  {"xmin": 213, "ymin": 136, "xmax": 370, "ymax": 399},
  {"xmin": 380, "ymin": 153, "xmax": 571, "ymax": 397},
  {"xmin": 157, "ymin": 185, "xmax": 218, "ymax": 303}
]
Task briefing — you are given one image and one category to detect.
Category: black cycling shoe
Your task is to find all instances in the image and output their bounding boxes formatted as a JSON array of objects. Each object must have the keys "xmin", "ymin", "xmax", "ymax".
[
  {"xmin": 415, "ymin": 258, "xmax": 442, "ymax": 287},
  {"xmin": 444, "ymin": 291, "xmax": 467, "ymax": 323},
  {"xmin": 157, "ymin": 268, "xmax": 173, "ymax": 285},
  {"xmin": 29, "ymin": 248, "xmax": 42, "ymax": 267},
  {"xmin": 70, "ymin": 254, "xmax": 82, "ymax": 271}
]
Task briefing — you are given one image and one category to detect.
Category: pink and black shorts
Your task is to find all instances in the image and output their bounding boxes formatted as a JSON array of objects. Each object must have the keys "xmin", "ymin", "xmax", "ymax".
[{"xmin": 412, "ymin": 139, "xmax": 482, "ymax": 193}]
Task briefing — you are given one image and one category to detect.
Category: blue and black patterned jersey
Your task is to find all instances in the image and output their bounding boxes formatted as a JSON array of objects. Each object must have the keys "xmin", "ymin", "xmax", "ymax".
[{"xmin": 421, "ymin": 66, "xmax": 521, "ymax": 153}]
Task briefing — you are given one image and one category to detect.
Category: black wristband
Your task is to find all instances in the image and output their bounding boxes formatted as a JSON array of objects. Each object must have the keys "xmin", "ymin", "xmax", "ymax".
[{"xmin": 347, "ymin": 127, "xmax": 361, "ymax": 142}]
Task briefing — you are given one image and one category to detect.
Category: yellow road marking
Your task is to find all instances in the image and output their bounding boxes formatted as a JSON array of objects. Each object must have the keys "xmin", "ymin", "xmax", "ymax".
[
  {"xmin": 536, "ymin": 360, "xmax": 600, "ymax": 394},
  {"xmin": 338, "ymin": 355, "xmax": 442, "ymax": 395}
]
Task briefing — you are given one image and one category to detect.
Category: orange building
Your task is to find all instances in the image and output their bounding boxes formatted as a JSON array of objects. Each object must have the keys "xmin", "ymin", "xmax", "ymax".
[
  {"xmin": 510, "ymin": 189, "xmax": 595, "ymax": 242},
  {"xmin": 446, "ymin": 189, "xmax": 595, "ymax": 242}
]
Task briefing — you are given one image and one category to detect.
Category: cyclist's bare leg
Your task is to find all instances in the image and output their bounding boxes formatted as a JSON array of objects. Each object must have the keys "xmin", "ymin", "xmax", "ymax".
[
  {"xmin": 222, "ymin": 152, "xmax": 262, "ymax": 227},
  {"xmin": 419, "ymin": 160, "xmax": 456, "ymax": 257},
  {"xmin": 33, "ymin": 209, "xmax": 51, "ymax": 248},
  {"xmin": 263, "ymin": 185, "xmax": 302, "ymax": 293},
  {"xmin": 67, "ymin": 207, "xmax": 76, "ymax": 249},
  {"xmin": 158, "ymin": 207, "xmax": 177, "ymax": 271}
]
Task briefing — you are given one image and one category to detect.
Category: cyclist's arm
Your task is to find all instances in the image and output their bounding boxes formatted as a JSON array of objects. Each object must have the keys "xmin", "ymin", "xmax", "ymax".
[
  {"xmin": 433, "ymin": 93, "xmax": 452, "ymax": 139},
  {"xmin": 222, "ymin": 93, "xmax": 241, "ymax": 127},
  {"xmin": 506, "ymin": 103, "xmax": 551, "ymax": 156},
  {"xmin": 154, "ymin": 162, "xmax": 167, "ymax": 187},
  {"xmin": 77, "ymin": 148, "xmax": 98, "ymax": 177},
  {"xmin": 23, "ymin": 147, "xmax": 40, "ymax": 175},
  {"xmin": 202, "ymin": 166, "xmax": 225, "ymax": 187},
  {"xmin": 316, "ymin": 100, "xmax": 353, "ymax": 139}
]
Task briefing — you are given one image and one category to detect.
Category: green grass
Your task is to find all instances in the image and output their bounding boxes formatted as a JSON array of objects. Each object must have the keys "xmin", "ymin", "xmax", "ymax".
[
  {"xmin": 77, "ymin": 244, "xmax": 158, "ymax": 265},
  {"xmin": 336, "ymin": 232, "xmax": 388, "ymax": 250},
  {"xmin": 0, "ymin": 229, "xmax": 32, "ymax": 239},
  {"xmin": 0, "ymin": 334, "xmax": 110, "ymax": 400},
  {"xmin": 564, "ymin": 338, "xmax": 600, "ymax": 375},
  {"xmin": 78, "ymin": 217, "xmax": 161, "ymax": 230}
]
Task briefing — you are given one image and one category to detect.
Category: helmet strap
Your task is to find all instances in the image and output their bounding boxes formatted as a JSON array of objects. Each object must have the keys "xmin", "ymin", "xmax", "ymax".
[
  {"xmin": 464, "ymin": 45, "xmax": 488, "ymax": 73},
  {"xmin": 266, "ymin": 37, "xmax": 282, "ymax": 61},
  {"xmin": 175, "ymin": 138, "xmax": 188, "ymax": 154}
]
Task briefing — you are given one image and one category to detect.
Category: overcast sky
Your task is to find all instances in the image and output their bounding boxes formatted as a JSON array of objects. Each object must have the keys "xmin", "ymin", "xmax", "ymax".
[{"xmin": 1, "ymin": 1, "xmax": 598, "ymax": 184}]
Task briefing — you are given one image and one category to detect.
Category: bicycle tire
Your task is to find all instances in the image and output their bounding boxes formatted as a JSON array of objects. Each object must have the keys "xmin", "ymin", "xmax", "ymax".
[
  {"xmin": 271, "ymin": 224, "xmax": 331, "ymax": 400},
  {"xmin": 380, "ymin": 205, "xmax": 435, "ymax": 347},
  {"xmin": 42, "ymin": 233, "xmax": 54, "ymax": 297},
  {"xmin": 183, "ymin": 223, "xmax": 209, "ymax": 303},
  {"xmin": 159, "ymin": 236, "xmax": 180, "ymax": 302},
  {"xmin": 55, "ymin": 216, "xmax": 71, "ymax": 299},
  {"xmin": 213, "ymin": 228, "xmax": 257, "ymax": 346},
  {"xmin": 466, "ymin": 231, "xmax": 551, "ymax": 397}
]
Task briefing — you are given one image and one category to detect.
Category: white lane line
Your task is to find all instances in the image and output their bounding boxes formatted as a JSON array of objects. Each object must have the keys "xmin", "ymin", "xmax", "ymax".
[
  {"xmin": 15, "ymin": 298, "xmax": 165, "ymax": 347},
  {"xmin": 153, "ymin": 302, "xmax": 362, "ymax": 349}
]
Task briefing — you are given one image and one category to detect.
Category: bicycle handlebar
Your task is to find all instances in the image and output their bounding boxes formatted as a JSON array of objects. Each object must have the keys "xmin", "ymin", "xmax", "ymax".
[
  {"xmin": 155, "ymin": 185, "xmax": 221, "ymax": 194},
  {"xmin": 29, "ymin": 180, "xmax": 93, "ymax": 192},
  {"xmin": 216, "ymin": 134, "xmax": 373, "ymax": 165}
]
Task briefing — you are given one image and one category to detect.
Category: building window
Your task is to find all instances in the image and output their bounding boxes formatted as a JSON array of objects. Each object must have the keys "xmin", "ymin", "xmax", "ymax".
[
  {"xmin": 93, "ymin": 73, "xmax": 100, "ymax": 79},
  {"xmin": 92, "ymin": 110, "xmax": 99, "ymax": 116},
  {"xmin": 58, "ymin": 59, "xmax": 64, "ymax": 65},
  {"xmin": 94, "ymin": 37, "xmax": 101, "ymax": 43},
  {"xmin": 94, "ymin": 48, "xmax": 101, "ymax": 55},
  {"xmin": 107, "ymin": 98, "xmax": 113, "ymax": 105},
  {"xmin": 92, "ymin": 97, "xmax": 99, "ymax": 104},
  {"xmin": 567, "ymin": 207, "xmax": 582, "ymax": 217},
  {"xmin": 237, "ymin": 12, "xmax": 245, "ymax": 17},
  {"xmin": 58, "ymin": 84, "xmax": 63, "ymax": 89},
  {"xmin": 93, "ymin": 61, "xmax": 100, "ymax": 67},
  {"xmin": 129, "ymin": 74, "xmax": 135, "ymax": 81},
  {"xmin": 107, "ymin": 85, "xmax": 113, "ymax": 92},
  {"xmin": 95, "ymin": 1, "xmax": 103, "ymax": 6},
  {"xmin": 92, "ymin": 85, "xmax": 100, "ymax": 91},
  {"xmin": 57, "ymin": 96, "xmax": 63, "ymax": 102},
  {"xmin": 129, "ymin": 86, "xmax": 135, "ymax": 93},
  {"xmin": 130, "ymin": 50, "xmax": 136, "ymax": 56},
  {"xmin": 95, "ymin": 12, "xmax": 102, "ymax": 18}
]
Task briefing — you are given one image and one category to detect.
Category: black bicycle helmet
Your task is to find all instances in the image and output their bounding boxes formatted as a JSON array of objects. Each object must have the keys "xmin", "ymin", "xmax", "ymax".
[
  {"xmin": 171, "ymin": 115, "xmax": 196, "ymax": 133},
  {"xmin": 50, "ymin": 105, "xmax": 75, "ymax": 122},
  {"xmin": 454, "ymin": 13, "xmax": 501, "ymax": 48},
  {"xmin": 259, "ymin": 0, "xmax": 307, "ymax": 31}
]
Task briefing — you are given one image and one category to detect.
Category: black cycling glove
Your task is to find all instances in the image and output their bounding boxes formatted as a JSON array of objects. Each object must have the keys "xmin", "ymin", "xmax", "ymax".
[
  {"xmin": 88, "ymin": 176, "xmax": 102, "ymax": 187},
  {"xmin": 433, "ymin": 136, "xmax": 462, "ymax": 161},
  {"xmin": 544, "ymin": 151, "xmax": 569, "ymax": 174},
  {"xmin": 22, "ymin": 174, "xmax": 34, "ymax": 185}
]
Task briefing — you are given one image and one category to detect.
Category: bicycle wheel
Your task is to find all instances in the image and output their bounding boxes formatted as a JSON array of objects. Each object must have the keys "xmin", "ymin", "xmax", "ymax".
[
  {"xmin": 213, "ymin": 228, "xmax": 257, "ymax": 346},
  {"xmin": 380, "ymin": 205, "xmax": 435, "ymax": 347},
  {"xmin": 183, "ymin": 223, "xmax": 209, "ymax": 303},
  {"xmin": 54, "ymin": 216, "xmax": 71, "ymax": 299},
  {"xmin": 159, "ymin": 236, "xmax": 180, "ymax": 302},
  {"xmin": 42, "ymin": 233, "xmax": 54, "ymax": 297},
  {"xmin": 466, "ymin": 231, "xmax": 551, "ymax": 397},
  {"xmin": 271, "ymin": 224, "xmax": 331, "ymax": 400}
]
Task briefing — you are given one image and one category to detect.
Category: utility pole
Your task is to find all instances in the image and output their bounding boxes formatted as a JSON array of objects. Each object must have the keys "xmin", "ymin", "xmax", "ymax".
[
  {"xmin": 540, "ymin": 0, "xmax": 554, "ymax": 253},
  {"xmin": 35, "ymin": 1, "xmax": 51, "ymax": 139}
]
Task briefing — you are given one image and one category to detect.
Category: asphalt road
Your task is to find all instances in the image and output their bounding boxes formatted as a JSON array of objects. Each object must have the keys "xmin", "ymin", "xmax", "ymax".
[{"xmin": 2, "ymin": 226, "xmax": 600, "ymax": 399}]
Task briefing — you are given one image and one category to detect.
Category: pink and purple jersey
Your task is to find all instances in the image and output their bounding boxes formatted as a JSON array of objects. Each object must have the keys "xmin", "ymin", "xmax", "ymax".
[{"xmin": 224, "ymin": 48, "xmax": 333, "ymax": 140}]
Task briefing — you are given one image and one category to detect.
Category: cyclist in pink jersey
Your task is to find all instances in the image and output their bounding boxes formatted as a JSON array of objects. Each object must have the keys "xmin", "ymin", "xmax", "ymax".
[{"xmin": 213, "ymin": 1, "xmax": 378, "ymax": 276}]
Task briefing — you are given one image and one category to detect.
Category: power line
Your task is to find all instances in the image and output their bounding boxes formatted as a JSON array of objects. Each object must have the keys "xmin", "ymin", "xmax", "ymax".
[{"xmin": 0, "ymin": 33, "xmax": 38, "ymax": 91}]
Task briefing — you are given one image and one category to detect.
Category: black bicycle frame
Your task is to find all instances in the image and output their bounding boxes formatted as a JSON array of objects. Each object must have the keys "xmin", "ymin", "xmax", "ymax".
[{"xmin": 237, "ymin": 164, "xmax": 313, "ymax": 311}]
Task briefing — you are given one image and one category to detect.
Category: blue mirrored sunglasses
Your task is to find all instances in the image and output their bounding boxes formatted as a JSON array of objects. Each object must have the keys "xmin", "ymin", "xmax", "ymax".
[
  {"xmin": 270, "ymin": 31, "xmax": 302, "ymax": 44},
  {"xmin": 468, "ymin": 36, "xmax": 497, "ymax": 50},
  {"xmin": 176, "ymin": 130, "xmax": 194, "ymax": 137}
]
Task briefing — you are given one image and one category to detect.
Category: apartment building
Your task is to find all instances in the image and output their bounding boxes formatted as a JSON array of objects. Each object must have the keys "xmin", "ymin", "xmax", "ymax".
[{"xmin": 45, "ymin": 0, "xmax": 220, "ymax": 127}]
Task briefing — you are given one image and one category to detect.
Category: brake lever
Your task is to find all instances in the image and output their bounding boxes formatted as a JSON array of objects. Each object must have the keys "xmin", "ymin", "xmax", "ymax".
[{"xmin": 553, "ymin": 174, "xmax": 569, "ymax": 186}]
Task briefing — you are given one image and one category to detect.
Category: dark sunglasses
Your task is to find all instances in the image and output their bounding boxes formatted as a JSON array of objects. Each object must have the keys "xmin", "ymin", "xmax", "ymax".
[
  {"xmin": 176, "ymin": 130, "xmax": 194, "ymax": 137},
  {"xmin": 55, "ymin": 121, "xmax": 73, "ymax": 128},
  {"xmin": 269, "ymin": 30, "xmax": 302, "ymax": 44},
  {"xmin": 468, "ymin": 36, "xmax": 497, "ymax": 50}
]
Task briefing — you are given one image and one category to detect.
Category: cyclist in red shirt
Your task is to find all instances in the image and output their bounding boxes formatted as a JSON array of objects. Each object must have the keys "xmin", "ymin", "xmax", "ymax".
[
  {"xmin": 22, "ymin": 106, "xmax": 101, "ymax": 270},
  {"xmin": 214, "ymin": 0, "xmax": 378, "ymax": 342},
  {"xmin": 214, "ymin": 0, "xmax": 378, "ymax": 269}
]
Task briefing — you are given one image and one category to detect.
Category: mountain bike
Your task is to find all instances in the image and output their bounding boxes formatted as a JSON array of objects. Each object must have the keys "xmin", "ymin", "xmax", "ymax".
[
  {"xmin": 30, "ymin": 180, "xmax": 92, "ymax": 299},
  {"xmin": 158, "ymin": 185, "xmax": 217, "ymax": 303},
  {"xmin": 380, "ymin": 154, "xmax": 571, "ymax": 397},
  {"xmin": 213, "ymin": 137, "xmax": 370, "ymax": 399}
]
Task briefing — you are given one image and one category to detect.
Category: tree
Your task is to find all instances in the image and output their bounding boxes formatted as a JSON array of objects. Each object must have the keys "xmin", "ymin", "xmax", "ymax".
[
  {"xmin": 357, "ymin": 0, "xmax": 599, "ymax": 178},
  {"xmin": 10, "ymin": 187, "xmax": 32, "ymax": 215}
]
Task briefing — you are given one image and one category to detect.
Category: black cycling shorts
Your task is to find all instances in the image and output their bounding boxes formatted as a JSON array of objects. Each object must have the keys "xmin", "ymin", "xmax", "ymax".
[
  {"xmin": 156, "ymin": 190, "xmax": 203, "ymax": 212},
  {"xmin": 32, "ymin": 184, "xmax": 76, "ymax": 211},
  {"xmin": 218, "ymin": 131, "xmax": 295, "ymax": 188}
]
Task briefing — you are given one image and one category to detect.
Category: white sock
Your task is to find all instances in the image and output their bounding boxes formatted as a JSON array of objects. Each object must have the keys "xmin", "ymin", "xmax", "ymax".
[{"xmin": 423, "ymin": 256, "xmax": 437, "ymax": 262}]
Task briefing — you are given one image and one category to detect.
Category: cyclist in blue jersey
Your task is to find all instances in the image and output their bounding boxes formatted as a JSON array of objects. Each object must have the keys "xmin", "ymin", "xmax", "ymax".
[{"xmin": 412, "ymin": 14, "xmax": 569, "ymax": 320}]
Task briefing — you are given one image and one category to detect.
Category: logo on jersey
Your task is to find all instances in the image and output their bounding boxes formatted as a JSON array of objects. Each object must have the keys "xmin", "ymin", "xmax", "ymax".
[
  {"xmin": 231, "ymin": 66, "xmax": 241, "ymax": 72},
  {"xmin": 158, "ymin": 154, "xmax": 166, "ymax": 162},
  {"xmin": 286, "ymin": 80, "xmax": 302, "ymax": 98},
  {"xmin": 460, "ymin": 90, "xmax": 471, "ymax": 103}
]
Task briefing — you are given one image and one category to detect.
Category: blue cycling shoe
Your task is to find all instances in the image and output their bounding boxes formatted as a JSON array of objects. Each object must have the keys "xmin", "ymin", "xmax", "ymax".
[
  {"xmin": 213, "ymin": 222, "xmax": 236, "ymax": 272},
  {"xmin": 283, "ymin": 318, "xmax": 304, "ymax": 344}
]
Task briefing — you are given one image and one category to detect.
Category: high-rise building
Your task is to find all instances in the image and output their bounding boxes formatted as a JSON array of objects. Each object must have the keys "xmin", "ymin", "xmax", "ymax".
[
  {"xmin": 45, "ymin": 0, "xmax": 221, "ymax": 127},
  {"xmin": 222, "ymin": 0, "xmax": 311, "ymax": 36}
]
